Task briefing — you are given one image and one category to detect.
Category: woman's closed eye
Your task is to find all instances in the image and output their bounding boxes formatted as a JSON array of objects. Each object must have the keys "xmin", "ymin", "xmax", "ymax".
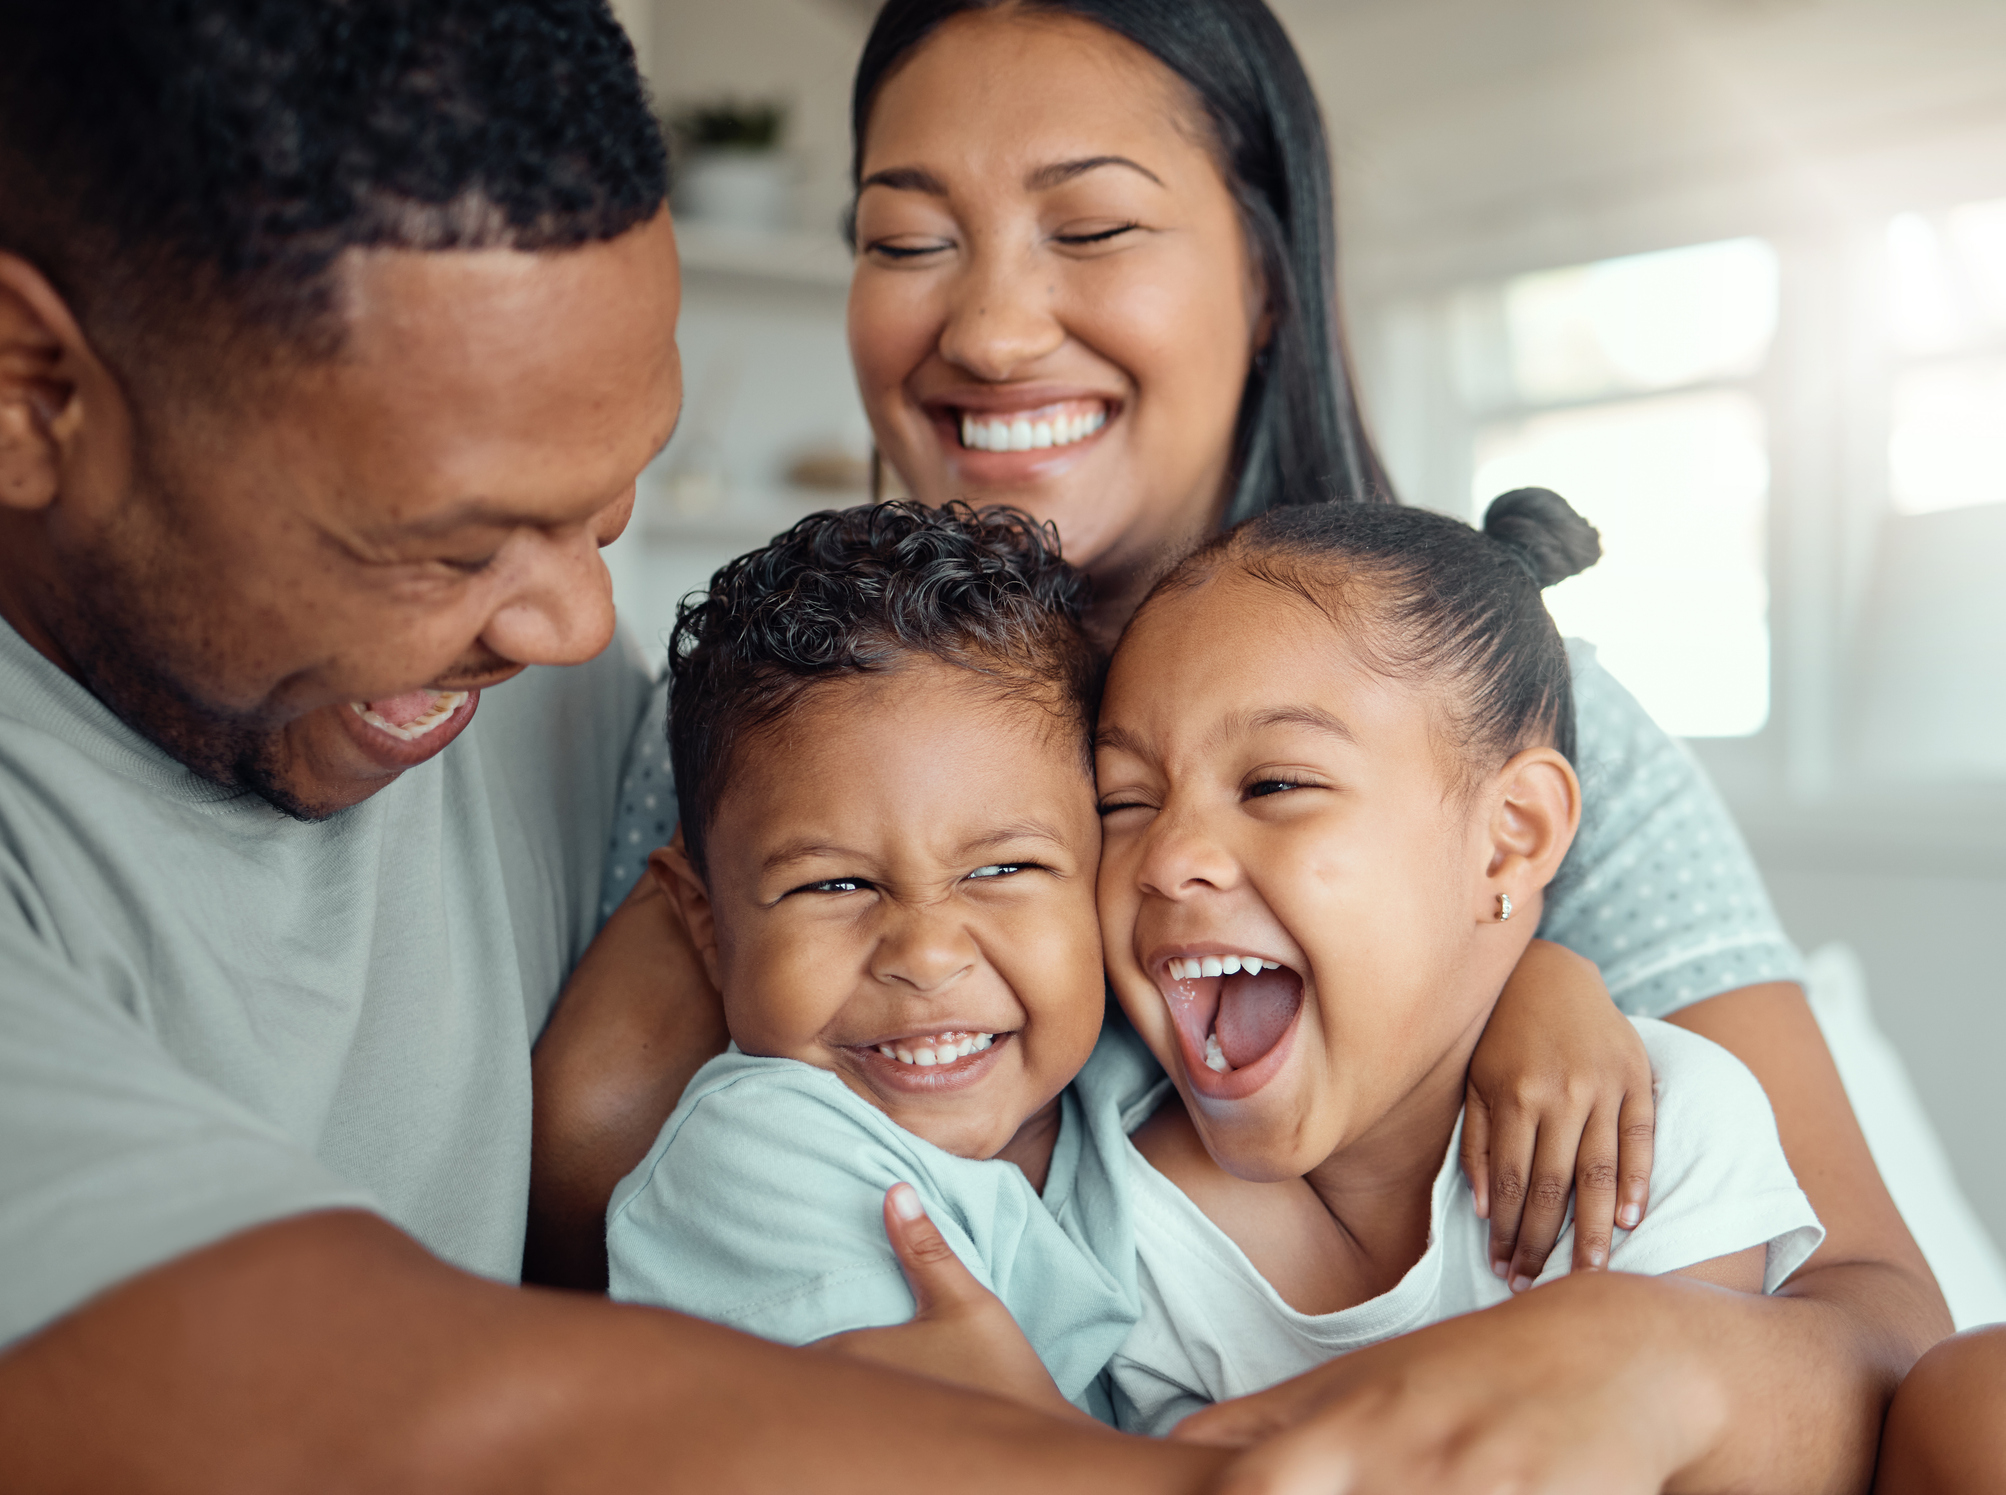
[
  {"xmin": 864, "ymin": 235, "xmax": 953, "ymax": 262},
  {"xmin": 1052, "ymin": 220, "xmax": 1140, "ymax": 248}
]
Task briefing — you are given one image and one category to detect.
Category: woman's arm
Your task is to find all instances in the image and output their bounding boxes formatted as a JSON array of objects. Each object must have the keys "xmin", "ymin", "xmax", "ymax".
[{"xmin": 526, "ymin": 856, "xmax": 726, "ymax": 1290}]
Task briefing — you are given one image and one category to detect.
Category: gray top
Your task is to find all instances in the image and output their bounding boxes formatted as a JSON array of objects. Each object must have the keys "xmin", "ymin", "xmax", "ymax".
[
  {"xmin": 0, "ymin": 619, "xmax": 652, "ymax": 1347},
  {"xmin": 606, "ymin": 1020, "xmax": 1163, "ymax": 1415},
  {"xmin": 604, "ymin": 640, "xmax": 1804, "ymax": 1017}
]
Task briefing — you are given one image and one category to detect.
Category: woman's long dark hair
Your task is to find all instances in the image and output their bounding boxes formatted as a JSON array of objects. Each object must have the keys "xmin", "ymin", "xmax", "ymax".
[{"xmin": 850, "ymin": 0, "xmax": 1394, "ymax": 521}]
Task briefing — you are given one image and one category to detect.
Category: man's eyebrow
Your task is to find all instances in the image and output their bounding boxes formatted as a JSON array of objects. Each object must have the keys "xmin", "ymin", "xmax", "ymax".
[
  {"xmin": 1026, "ymin": 155, "xmax": 1164, "ymax": 191},
  {"xmin": 858, "ymin": 165, "xmax": 948, "ymax": 196}
]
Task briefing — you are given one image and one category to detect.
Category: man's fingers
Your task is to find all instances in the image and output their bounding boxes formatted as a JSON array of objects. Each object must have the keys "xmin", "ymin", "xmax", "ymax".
[
  {"xmin": 880, "ymin": 1184, "xmax": 981, "ymax": 1318},
  {"xmin": 1459, "ymin": 1084, "xmax": 1492, "ymax": 1219},
  {"xmin": 1568, "ymin": 1108, "xmax": 1622, "ymax": 1273}
]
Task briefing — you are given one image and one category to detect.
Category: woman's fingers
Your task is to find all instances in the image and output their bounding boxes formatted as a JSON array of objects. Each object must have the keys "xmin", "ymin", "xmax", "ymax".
[
  {"xmin": 881, "ymin": 1183, "xmax": 982, "ymax": 1318},
  {"xmin": 1504, "ymin": 1117, "xmax": 1581, "ymax": 1291},
  {"xmin": 1616, "ymin": 1078, "xmax": 1655, "ymax": 1234},
  {"xmin": 1567, "ymin": 1107, "xmax": 1622, "ymax": 1272},
  {"xmin": 1483, "ymin": 1095, "xmax": 1539, "ymax": 1278},
  {"xmin": 1458, "ymin": 1082, "xmax": 1493, "ymax": 1219}
]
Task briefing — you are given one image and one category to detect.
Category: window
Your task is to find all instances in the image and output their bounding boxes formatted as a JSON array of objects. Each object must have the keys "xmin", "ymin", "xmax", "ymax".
[
  {"xmin": 1451, "ymin": 239, "xmax": 1780, "ymax": 738},
  {"xmin": 1884, "ymin": 198, "xmax": 2006, "ymax": 516}
]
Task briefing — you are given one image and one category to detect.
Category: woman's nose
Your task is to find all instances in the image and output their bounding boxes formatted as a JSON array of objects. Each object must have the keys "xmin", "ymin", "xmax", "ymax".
[
  {"xmin": 935, "ymin": 242, "xmax": 1065, "ymax": 382},
  {"xmin": 870, "ymin": 904, "xmax": 979, "ymax": 995}
]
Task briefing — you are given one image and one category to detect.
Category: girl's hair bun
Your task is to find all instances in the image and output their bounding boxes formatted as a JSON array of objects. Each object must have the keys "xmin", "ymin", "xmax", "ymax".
[{"xmin": 1482, "ymin": 488, "xmax": 1602, "ymax": 588}]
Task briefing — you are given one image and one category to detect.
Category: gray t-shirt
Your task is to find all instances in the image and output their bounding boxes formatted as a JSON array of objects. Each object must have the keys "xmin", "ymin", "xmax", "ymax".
[
  {"xmin": 0, "ymin": 619, "xmax": 652, "ymax": 1347},
  {"xmin": 604, "ymin": 640, "xmax": 1805, "ymax": 1017}
]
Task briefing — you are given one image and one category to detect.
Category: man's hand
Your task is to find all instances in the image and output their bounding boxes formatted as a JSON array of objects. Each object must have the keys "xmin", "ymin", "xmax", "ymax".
[
  {"xmin": 1462, "ymin": 940, "xmax": 1656, "ymax": 1289},
  {"xmin": 819, "ymin": 1185, "xmax": 1091, "ymax": 1423},
  {"xmin": 1172, "ymin": 1272, "xmax": 1718, "ymax": 1495}
]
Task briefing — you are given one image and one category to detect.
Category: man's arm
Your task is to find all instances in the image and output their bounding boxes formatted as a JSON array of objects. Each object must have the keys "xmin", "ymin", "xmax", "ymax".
[{"xmin": 1, "ymin": 1210, "xmax": 1225, "ymax": 1495}]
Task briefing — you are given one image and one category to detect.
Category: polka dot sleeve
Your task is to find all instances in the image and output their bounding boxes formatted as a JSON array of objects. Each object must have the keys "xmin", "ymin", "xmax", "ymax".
[
  {"xmin": 599, "ymin": 673, "xmax": 676, "ymax": 923},
  {"xmin": 1540, "ymin": 641, "xmax": 1805, "ymax": 1017}
]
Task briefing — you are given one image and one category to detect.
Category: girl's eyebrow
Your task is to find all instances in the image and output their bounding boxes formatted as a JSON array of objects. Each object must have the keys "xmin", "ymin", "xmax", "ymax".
[{"xmin": 858, "ymin": 156, "xmax": 1164, "ymax": 198}]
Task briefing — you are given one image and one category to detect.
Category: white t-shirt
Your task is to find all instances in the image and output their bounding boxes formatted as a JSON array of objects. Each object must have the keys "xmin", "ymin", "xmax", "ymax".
[
  {"xmin": 0, "ymin": 618, "xmax": 652, "ymax": 1346},
  {"xmin": 1107, "ymin": 1018, "xmax": 1824, "ymax": 1436}
]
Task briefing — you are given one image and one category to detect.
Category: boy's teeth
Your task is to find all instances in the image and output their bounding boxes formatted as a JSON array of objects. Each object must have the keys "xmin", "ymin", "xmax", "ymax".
[
  {"xmin": 875, "ymin": 1032, "xmax": 995, "ymax": 1067},
  {"xmin": 959, "ymin": 403, "xmax": 1107, "ymax": 453},
  {"xmin": 1168, "ymin": 956, "xmax": 1283, "ymax": 981}
]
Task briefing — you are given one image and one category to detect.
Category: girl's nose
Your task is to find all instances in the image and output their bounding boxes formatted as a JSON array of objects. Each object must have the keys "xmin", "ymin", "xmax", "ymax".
[{"xmin": 1133, "ymin": 802, "xmax": 1241, "ymax": 903}]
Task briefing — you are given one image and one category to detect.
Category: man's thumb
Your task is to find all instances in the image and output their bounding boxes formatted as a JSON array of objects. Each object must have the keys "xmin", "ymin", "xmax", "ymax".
[{"xmin": 883, "ymin": 1183, "xmax": 982, "ymax": 1318}]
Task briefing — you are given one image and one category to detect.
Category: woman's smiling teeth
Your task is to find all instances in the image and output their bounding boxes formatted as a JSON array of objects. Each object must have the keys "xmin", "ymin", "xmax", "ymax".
[
  {"xmin": 1168, "ymin": 955, "xmax": 1282, "ymax": 980},
  {"xmin": 959, "ymin": 402, "xmax": 1107, "ymax": 452},
  {"xmin": 875, "ymin": 1031, "xmax": 995, "ymax": 1066}
]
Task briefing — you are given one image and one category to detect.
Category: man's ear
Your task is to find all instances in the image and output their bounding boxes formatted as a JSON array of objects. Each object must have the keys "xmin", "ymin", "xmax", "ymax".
[
  {"xmin": 648, "ymin": 827, "xmax": 722, "ymax": 990},
  {"xmin": 0, "ymin": 252, "xmax": 95, "ymax": 515},
  {"xmin": 1481, "ymin": 747, "xmax": 1582, "ymax": 923}
]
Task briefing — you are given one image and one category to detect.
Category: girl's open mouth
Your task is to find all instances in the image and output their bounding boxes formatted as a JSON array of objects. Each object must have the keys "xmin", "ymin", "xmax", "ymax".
[{"xmin": 1157, "ymin": 954, "xmax": 1305, "ymax": 1096}]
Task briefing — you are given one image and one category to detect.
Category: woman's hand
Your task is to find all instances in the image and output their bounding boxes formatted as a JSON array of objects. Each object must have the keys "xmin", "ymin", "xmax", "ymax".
[
  {"xmin": 1462, "ymin": 940, "xmax": 1656, "ymax": 1289},
  {"xmin": 817, "ymin": 1185, "xmax": 1092, "ymax": 1423}
]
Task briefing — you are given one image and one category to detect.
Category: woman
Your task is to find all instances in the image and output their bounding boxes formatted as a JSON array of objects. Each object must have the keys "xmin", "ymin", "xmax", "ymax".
[{"xmin": 535, "ymin": 0, "xmax": 1953, "ymax": 1486}]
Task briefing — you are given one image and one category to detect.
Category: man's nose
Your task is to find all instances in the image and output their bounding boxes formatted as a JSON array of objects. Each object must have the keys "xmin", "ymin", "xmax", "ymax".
[
  {"xmin": 935, "ymin": 240, "xmax": 1066, "ymax": 382},
  {"xmin": 477, "ymin": 490, "xmax": 633, "ymax": 668}
]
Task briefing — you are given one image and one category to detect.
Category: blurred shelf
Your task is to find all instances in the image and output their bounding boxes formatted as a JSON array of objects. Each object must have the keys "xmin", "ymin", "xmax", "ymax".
[
  {"xmin": 673, "ymin": 221, "xmax": 854, "ymax": 290},
  {"xmin": 633, "ymin": 480, "xmax": 869, "ymax": 548}
]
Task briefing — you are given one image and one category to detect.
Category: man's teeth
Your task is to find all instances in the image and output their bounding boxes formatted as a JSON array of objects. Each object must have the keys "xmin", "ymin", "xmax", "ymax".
[
  {"xmin": 1168, "ymin": 955, "xmax": 1283, "ymax": 981},
  {"xmin": 348, "ymin": 691, "xmax": 469, "ymax": 742},
  {"xmin": 959, "ymin": 405, "xmax": 1107, "ymax": 453},
  {"xmin": 876, "ymin": 1032, "xmax": 995, "ymax": 1067},
  {"xmin": 1204, "ymin": 1033, "xmax": 1230, "ymax": 1073}
]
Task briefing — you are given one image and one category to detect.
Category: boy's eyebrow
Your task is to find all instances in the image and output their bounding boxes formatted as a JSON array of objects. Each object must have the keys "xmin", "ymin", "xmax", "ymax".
[
  {"xmin": 758, "ymin": 820, "xmax": 1067, "ymax": 875},
  {"xmin": 956, "ymin": 819, "xmax": 1069, "ymax": 856}
]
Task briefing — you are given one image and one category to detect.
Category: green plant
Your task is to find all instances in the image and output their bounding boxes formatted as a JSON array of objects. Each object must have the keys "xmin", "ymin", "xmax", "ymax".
[{"xmin": 668, "ymin": 99, "xmax": 785, "ymax": 152}]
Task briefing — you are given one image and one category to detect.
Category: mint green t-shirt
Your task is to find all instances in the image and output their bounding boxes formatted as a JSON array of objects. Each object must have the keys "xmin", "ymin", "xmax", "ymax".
[{"xmin": 0, "ymin": 619, "xmax": 653, "ymax": 1346}]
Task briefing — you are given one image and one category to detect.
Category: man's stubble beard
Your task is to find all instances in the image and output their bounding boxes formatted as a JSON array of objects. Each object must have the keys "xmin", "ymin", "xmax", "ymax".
[{"xmin": 45, "ymin": 473, "xmax": 336, "ymax": 822}]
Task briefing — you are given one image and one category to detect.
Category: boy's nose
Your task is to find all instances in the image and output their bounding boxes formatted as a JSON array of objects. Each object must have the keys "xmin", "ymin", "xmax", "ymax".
[{"xmin": 870, "ymin": 906, "xmax": 979, "ymax": 994}]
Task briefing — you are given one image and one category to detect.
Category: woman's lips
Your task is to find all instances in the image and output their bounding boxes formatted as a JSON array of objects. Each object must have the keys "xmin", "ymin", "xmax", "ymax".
[{"xmin": 928, "ymin": 397, "xmax": 1117, "ymax": 483}]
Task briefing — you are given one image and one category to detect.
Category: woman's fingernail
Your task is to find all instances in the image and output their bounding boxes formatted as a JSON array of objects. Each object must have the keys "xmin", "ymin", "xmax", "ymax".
[
  {"xmin": 890, "ymin": 1184, "xmax": 925, "ymax": 1221},
  {"xmin": 1618, "ymin": 1204, "xmax": 1641, "ymax": 1229}
]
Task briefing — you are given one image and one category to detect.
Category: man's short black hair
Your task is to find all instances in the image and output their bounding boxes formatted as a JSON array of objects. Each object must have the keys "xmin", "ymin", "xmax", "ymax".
[
  {"xmin": 668, "ymin": 502, "xmax": 1099, "ymax": 882},
  {"xmin": 0, "ymin": 0, "xmax": 667, "ymax": 379}
]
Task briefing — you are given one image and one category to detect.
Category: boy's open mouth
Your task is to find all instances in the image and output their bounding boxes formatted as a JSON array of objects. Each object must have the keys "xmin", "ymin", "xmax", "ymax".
[
  {"xmin": 851, "ymin": 1029, "xmax": 1013, "ymax": 1092},
  {"xmin": 1159, "ymin": 954, "xmax": 1304, "ymax": 1080},
  {"xmin": 872, "ymin": 1030, "xmax": 995, "ymax": 1067}
]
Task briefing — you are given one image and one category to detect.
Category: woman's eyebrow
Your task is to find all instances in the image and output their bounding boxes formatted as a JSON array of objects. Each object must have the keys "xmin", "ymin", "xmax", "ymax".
[
  {"xmin": 858, "ymin": 165, "xmax": 947, "ymax": 195},
  {"xmin": 1026, "ymin": 155, "xmax": 1164, "ymax": 190}
]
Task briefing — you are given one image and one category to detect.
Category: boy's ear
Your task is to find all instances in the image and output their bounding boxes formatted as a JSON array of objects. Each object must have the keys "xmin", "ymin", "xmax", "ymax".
[
  {"xmin": 1481, "ymin": 747, "xmax": 1582, "ymax": 923},
  {"xmin": 648, "ymin": 826, "xmax": 722, "ymax": 990}
]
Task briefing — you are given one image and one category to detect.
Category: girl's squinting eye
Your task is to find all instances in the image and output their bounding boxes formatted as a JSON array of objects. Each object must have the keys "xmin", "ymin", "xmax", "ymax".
[{"xmin": 1246, "ymin": 775, "xmax": 1318, "ymax": 800}]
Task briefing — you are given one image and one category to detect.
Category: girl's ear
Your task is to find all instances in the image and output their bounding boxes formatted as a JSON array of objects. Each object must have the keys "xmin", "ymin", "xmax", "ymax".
[
  {"xmin": 648, "ymin": 827, "xmax": 722, "ymax": 989},
  {"xmin": 1481, "ymin": 747, "xmax": 1583, "ymax": 923}
]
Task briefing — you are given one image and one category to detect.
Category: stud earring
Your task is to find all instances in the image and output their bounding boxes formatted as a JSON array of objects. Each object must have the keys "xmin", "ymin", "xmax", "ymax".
[{"xmin": 1496, "ymin": 892, "xmax": 1513, "ymax": 923}]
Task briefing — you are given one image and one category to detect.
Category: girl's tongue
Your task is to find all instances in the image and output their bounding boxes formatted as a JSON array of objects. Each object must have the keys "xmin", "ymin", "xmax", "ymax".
[{"xmin": 1165, "ymin": 963, "xmax": 1304, "ymax": 1073}]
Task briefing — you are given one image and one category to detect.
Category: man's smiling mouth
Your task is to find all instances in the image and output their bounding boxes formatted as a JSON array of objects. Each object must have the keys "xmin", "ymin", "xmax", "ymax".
[{"xmin": 348, "ymin": 688, "xmax": 469, "ymax": 743}]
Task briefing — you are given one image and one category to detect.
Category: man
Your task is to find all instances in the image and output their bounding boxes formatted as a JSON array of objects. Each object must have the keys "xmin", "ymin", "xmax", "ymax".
[{"xmin": 0, "ymin": 2, "xmax": 1223, "ymax": 1487}]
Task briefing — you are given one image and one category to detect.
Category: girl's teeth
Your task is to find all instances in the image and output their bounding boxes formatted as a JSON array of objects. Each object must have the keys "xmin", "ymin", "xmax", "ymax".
[
  {"xmin": 959, "ymin": 405, "xmax": 1107, "ymax": 453},
  {"xmin": 1204, "ymin": 1033, "xmax": 1230, "ymax": 1073},
  {"xmin": 1168, "ymin": 956, "xmax": 1283, "ymax": 980},
  {"xmin": 875, "ymin": 1032, "xmax": 996, "ymax": 1067}
]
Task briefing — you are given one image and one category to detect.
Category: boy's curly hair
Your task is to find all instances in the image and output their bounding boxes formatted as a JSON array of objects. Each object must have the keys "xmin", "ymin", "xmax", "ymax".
[{"xmin": 668, "ymin": 502, "xmax": 1097, "ymax": 879}]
